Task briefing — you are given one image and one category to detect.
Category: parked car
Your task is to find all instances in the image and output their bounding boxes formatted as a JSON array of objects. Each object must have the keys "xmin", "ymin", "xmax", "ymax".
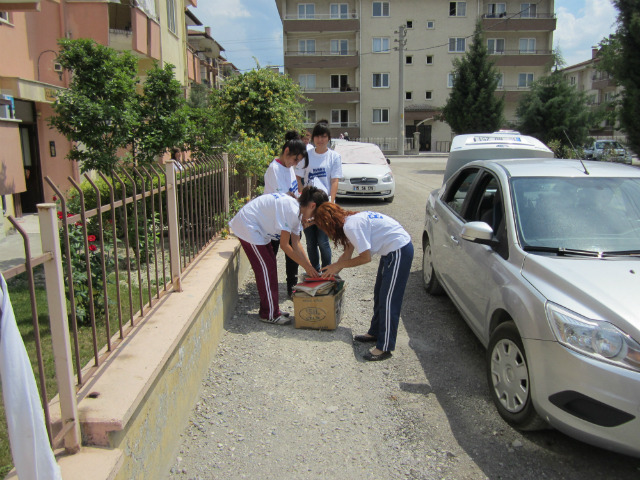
[
  {"xmin": 333, "ymin": 142, "xmax": 395, "ymax": 202},
  {"xmin": 423, "ymin": 158, "xmax": 640, "ymax": 457},
  {"xmin": 584, "ymin": 140, "xmax": 631, "ymax": 164}
]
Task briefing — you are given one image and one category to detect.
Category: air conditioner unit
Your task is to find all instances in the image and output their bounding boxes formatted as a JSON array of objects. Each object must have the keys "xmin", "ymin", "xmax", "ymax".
[
  {"xmin": 53, "ymin": 63, "xmax": 63, "ymax": 72},
  {"xmin": 0, "ymin": 94, "xmax": 15, "ymax": 119}
]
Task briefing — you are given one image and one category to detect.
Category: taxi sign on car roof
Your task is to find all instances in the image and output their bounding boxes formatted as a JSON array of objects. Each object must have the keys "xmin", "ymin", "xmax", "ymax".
[{"xmin": 465, "ymin": 135, "xmax": 531, "ymax": 145}]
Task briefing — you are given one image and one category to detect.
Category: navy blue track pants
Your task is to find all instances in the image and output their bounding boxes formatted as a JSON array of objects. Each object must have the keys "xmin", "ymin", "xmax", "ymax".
[{"xmin": 367, "ymin": 241, "xmax": 414, "ymax": 352}]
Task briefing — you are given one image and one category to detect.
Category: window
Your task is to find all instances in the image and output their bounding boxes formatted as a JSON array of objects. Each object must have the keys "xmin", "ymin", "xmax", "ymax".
[
  {"xmin": 298, "ymin": 3, "xmax": 315, "ymax": 19},
  {"xmin": 331, "ymin": 74, "xmax": 349, "ymax": 90},
  {"xmin": 405, "ymin": 91, "xmax": 412, "ymax": 100},
  {"xmin": 449, "ymin": 38, "xmax": 465, "ymax": 52},
  {"xmin": 445, "ymin": 169, "xmax": 479, "ymax": 216},
  {"xmin": 519, "ymin": 38, "xmax": 536, "ymax": 53},
  {"xmin": 372, "ymin": 73, "xmax": 390, "ymax": 88},
  {"xmin": 496, "ymin": 73, "xmax": 504, "ymax": 88},
  {"xmin": 299, "ymin": 39, "xmax": 316, "ymax": 54},
  {"xmin": 518, "ymin": 73, "xmax": 534, "ymax": 87},
  {"xmin": 486, "ymin": 3, "xmax": 506, "ymax": 17},
  {"xmin": 166, "ymin": 0, "xmax": 176, "ymax": 33},
  {"xmin": 426, "ymin": 55, "xmax": 434, "ymax": 65},
  {"xmin": 373, "ymin": 37, "xmax": 390, "ymax": 53},
  {"xmin": 604, "ymin": 91, "xmax": 614, "ymax": 102},
  {"xmin": 449, "ymin": 1, "xmax": 466, "ymax": 16},
  {"xmin": 487, "ymin": 38, "xmax": 505, "ymax": 54},
  {"xmin": 406, "ymin": 20, "xmax": 413, "ymax": 29},
  {"xmin": 331, "ymin": 39, "xmax": 349, "ymax": 55},
  {"xmin": 448, "ymin": 73, "xmax": 455, "ymax": 88},
  {"xmin": 425, "ymin": 91, "xmax": 433, "ymax": 100},
  {"xmin": 304, "ymin": 110, "xmax": 317, "ymax": 123},
  {"xmin": 373, "ymin": 1, "xmax": 390, "ymax": 17},
  {"xmin": 330, "ymin": 3, "xmax": 348, "ymax": 18},
  {"xmin": 405, "ymin": 55, "xmax": 413, "ymax": 65},
  {"xmin": 299, "ymin": 74, "xmax": 316, "ymax": 90},
  {"xmin": 427, "ymin": 20, "xmax": 435, "ymax": 29},
  {"xmin": 570, "ymin": 76, "xmax": 576, "ymax": 86},
  {"xmin": 331, "ymin": 109, "xmax": 349, "ymax": 125},
  {"xmin": 373, "ymin": 108, "xmax": 389, "ymax": 123},
  {"xmin": 520, "ymin": 3, "xmax": 537, "ymax": 17},
  {"xmin": 0, "ymin": 12, "xmax": 9, "ymax": 23}
]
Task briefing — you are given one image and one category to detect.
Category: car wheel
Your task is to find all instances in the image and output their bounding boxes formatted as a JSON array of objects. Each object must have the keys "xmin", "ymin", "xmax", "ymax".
[
  {"xmin": 422, "ymin": 235, "xmax": 444, "ymax": 295},
  {"xmin": 487, "ymin": 322, "xmax": 547, "ymax": 431},
  {"xmin": 384, "ymin": 196, "xmax": 394, "ymax": 203}
]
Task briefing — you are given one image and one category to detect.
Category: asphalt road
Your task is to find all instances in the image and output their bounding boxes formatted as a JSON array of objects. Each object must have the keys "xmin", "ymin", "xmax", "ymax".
[{"xmin": 344, "ymin": 157, "xmax": 640, "ymax": 479}]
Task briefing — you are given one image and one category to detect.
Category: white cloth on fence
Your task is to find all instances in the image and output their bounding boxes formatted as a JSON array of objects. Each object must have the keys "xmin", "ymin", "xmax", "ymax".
[{"xmin": 0, "ymin": 274, "xmax": 62, "ymax": 480}]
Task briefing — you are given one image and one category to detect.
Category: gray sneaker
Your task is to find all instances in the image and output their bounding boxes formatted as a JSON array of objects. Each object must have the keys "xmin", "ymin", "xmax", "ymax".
[{"xmin": 260, "ymin": 315, "xmax": 292, "ymax": 326}]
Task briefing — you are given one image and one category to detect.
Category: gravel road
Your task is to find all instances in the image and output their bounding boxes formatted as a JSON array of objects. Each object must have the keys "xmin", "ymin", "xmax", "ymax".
[{"xmin": 166, "ymin": 157, "xmax": 640, "ymax": 480}]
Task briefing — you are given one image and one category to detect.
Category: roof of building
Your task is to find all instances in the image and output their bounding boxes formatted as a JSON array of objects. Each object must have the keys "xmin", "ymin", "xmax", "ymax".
[
  {"xmin": 185, "ymin": 9, "xmax": 203, "ymax": 26},
  {"xmin": 188, "ymin": 29, "xmax": 225, "ymax": 52}
]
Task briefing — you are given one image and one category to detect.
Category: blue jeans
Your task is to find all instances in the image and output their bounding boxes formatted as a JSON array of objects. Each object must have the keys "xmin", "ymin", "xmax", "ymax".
[
  {"xmin": 367, "ymin": 242, "xmax": 414, "ymax": 352},
  {"xmin": 304, "ymin": 225, "xmax": 331, "ymax": 272}
]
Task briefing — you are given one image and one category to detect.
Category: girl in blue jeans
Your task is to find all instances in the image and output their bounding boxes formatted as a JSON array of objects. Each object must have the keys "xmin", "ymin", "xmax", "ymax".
[{"xmin": 315, "ymin": 203, "xmax": 413, "ymax": 361}]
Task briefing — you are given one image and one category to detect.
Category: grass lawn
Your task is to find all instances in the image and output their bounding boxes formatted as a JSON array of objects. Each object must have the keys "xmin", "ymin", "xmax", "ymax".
[{"xmin": 0, "ymin": 265, "xmax": 158, "ymax": 476}]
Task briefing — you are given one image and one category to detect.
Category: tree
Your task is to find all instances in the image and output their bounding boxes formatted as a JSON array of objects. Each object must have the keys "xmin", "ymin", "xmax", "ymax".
[
  {"xmin": 133, "ymin": 62, "xmax": 186, "ymax": 165},
  {"xmin": 515, "ymin": 70, "xmax": 601, "ymax": 148},
  {"xmin": 210, "ymin": 67, "xmax": 306, "ymax": 152},
  {"xmin": 597, "ymin": 0, "xmax": 640, "ymax": 155},
  {"xmin": 441, "ymin": 19, "xmax": 505, "ymax": 134},
  {"xmin": 49, "ymin": 39, "xmax": 139, "ymax": 173}
]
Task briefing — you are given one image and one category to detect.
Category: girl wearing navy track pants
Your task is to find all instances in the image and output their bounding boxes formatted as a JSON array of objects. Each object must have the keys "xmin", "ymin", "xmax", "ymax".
[
  {"xmin": 315, "ymin": 203, "xmax": 414, "ymax": 361},
  {"xmin": 264, "ymin": 131, "xmax": 309, "ymax": 296},
  {"xmin": 228, "ymin": 187, "xmax": 328, "ymax": 325}
]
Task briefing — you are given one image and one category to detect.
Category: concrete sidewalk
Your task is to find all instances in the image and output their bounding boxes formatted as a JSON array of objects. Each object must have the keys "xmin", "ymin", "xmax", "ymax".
[{"xmin": 0, "ymin": 213, "xmax": 42, "ymax": 273}]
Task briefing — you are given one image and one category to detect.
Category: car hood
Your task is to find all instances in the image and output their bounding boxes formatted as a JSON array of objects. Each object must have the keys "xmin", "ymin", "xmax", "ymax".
[
  {"xmin": 340, "ymin": 164, "xmax": 392, "ymax": 178},
  {"xmin": 521, "ymin": 254, "xmax": 640, "ymax": 338}
]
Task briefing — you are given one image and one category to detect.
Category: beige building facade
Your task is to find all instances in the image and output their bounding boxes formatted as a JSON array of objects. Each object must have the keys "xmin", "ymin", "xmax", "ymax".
[{"xmin": 276, "ymin": 0, "xmax": 556, "ymax": 152}]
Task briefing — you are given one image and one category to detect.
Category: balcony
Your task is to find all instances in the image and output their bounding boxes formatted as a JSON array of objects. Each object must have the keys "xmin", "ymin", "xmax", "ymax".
[
  {"xmin": 494, "ymin": 85, "xmax": 532, "ymax": 102},
  {"xmin": 482, "ymin": 13, "xmax": 556, "ymax": 32},
  {"xmin": 300, "ymin": 87, "xmax": 360, "ymax": 104},
  {"xmin": 283, "ymin": 13, "xmax": 359, "ymax": 33},
  {"xmin": 489, "ymin": 50, "xmax": 554, "ymax": 67},
  {"xmin": 592, "ymin": 73, "xmax": 615, "ymax": 89},
  {"xmin": 108, "ymin": 3, "xmax": 160, "ymax": 60},
  {"xmin": 285, "ymin": 51, "xmax": 359, "ymax": 69}
]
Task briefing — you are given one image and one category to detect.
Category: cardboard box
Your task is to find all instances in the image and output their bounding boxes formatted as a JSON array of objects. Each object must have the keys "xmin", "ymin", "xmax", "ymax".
[{"xmin": 293, "ymin": 286, "xmax": 345, "ymax": 330}]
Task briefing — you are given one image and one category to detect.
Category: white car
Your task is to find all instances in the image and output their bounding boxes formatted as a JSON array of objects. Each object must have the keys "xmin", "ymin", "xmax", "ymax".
[{"xmin": 333, "ymin": 142, "xmax": 395, "ymax": 202}]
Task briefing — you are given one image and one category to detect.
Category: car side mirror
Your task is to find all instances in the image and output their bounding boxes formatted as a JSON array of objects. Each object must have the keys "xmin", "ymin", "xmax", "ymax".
[
  {"xmin": 386, "ymin": 158, "xmax": 391, "ymax": 164},
  {"xmin": 461, "ymin": 221, "xmax": 496, "ymax": 246}
]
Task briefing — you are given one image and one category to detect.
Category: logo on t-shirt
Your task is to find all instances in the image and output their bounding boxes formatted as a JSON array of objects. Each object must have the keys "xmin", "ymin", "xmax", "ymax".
[
  {"xmin": 271, "ymin": 193, "xmax": 286, "ymax": 198},
  {"xmin": 308, "ymin": 168, "xmax": 327, "ymax": 180},
  {"xmin": 366, "ymin": 212, "xmax": 383, "ymax": 219}
]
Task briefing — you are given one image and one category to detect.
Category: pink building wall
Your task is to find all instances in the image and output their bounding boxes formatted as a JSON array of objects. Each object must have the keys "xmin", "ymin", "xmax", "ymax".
[
  {"xmin": 132, "ymin": 8, "xmax": 148, "ymax": 56},
  {"xmin": 148, "ymin": 19, "xmax": 161, "ymax": 60},
  {"xmin": 66, "ymin": 2, "xmax": 109, "ymax": 48}
]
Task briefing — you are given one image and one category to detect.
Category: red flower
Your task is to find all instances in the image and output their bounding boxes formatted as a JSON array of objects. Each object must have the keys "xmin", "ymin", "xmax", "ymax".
[
  {"xmin": 108, "ymin": 219, "xmax": 113, "ymax": 224},
  {"xmin": 87, "ymin": 235, "xmax": 97, "ymax": 242},
  {"xmin": 53, "ymin": 195, "xmax": 57, "ymax": 201},
  {"xmin": 89, "ymin": 244, "xmax": 97, "ymax": 252},
  {"xmin": 57, "ymin": 211, "xmax": 63, "ymax": 219},
  {"xmin": 67, "ymin": 213, "xmax": 73, "ymax": 217},
  {"xmin": 75, "ymin": 222, "xmax": 82, "ymax": 227}
]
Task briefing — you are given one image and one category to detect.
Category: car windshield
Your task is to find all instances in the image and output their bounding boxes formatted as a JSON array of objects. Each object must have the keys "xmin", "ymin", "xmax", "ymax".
[
  {"xmin": 595, "ymin": 141, "xmax": 622, "ymax": 149},
  {"xmin": 511, "ymin": 177, "xmax": 640, "ymax": 252}
]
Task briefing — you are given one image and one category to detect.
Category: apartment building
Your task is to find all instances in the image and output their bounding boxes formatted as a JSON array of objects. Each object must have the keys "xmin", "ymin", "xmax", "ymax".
[
  {"xmin": 0, "ymin": 0, "xmax": 200, "ymax": 233},
  {"xmin": 559, "ymin": 48, "xmax": 623, "ymax": 140},
  {"xmin": 275, "ymin": 0, "xmax": 556, "ymax": 152}
]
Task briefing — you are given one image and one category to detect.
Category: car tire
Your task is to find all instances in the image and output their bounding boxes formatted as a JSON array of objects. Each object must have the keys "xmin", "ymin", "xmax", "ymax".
[
  {"xmin": 384, "ymin": 196, "xmax": 394, "ymax": 203},
  {"xmin": 422, "ymin": 235, "xmax": 444, "ymax": 295},
  {"xmin": 486, "ymin": 322, "xmax": 547, "ymax": 431}
]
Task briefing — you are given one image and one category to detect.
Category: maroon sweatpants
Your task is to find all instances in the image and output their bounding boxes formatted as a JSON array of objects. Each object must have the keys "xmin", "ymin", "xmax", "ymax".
[{"xmin": 239, "ymin": 239, "xmax": 282, "ymax": 320}]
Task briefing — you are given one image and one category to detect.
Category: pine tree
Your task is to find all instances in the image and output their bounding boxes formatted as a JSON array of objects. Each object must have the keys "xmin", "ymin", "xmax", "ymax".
[
  {"xmin": 441, "ymin": 19, "xmax": 504, "ymax": 134},
  {"xmin": 515, "ymin": 70, "xmax": 600, "ymax": 148},
  {"xmin": 597, "ymin": 0, "xmax": 640, "ymax": 155}
]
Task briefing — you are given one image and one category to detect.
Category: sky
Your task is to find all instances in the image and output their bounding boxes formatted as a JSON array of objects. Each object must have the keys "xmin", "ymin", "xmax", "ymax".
[{"xmin": 193, "ymin": 0, "xmax": 620, "ymax": 72}]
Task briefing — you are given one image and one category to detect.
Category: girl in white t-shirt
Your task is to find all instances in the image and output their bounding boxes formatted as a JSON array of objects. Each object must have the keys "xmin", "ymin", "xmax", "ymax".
[
  {"xmin": 264, "ymin": 131, "xmax": 309, "ymax": 296},
  {"xmin": 315, "ymin": 203, "xmax": 414, "ymax": 361},
  {"xmin": 295, "ymin": 122, "xmax": 343, "ymax": 272},
  {"xmin": 228, "ymin": 186, "xmax": 329, "ymax": 325}
]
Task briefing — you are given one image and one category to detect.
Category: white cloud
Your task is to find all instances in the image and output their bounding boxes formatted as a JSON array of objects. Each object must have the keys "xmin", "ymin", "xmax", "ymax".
[
  {"xmin": 201, "ymin": 0, "xmax": 251, "ymax": 19},
  {"xmin": 555, "ymin": 0, "xmax": 618, "ymax": 65}
]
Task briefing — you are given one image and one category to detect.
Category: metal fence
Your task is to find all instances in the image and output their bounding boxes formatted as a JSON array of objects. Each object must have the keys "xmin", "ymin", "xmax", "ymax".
[{"xmin": 0, "ymin": 153, "xmax": 252, "ymax": 456}]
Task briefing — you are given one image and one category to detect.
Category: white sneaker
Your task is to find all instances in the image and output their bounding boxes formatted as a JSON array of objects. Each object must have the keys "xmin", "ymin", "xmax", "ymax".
[{"xmin": 260, "ymin": 315, "xmax": 292, "ymax": 326}]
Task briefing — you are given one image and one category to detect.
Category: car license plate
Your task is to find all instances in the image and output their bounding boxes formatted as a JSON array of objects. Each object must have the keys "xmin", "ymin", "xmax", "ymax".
[{"xmin": 353, "ymin": 186, "xmax": 375, "ymax": 191}]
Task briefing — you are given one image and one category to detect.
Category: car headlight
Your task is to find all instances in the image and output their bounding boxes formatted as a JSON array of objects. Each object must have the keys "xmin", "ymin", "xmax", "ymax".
[
  {"xmin": 381, "ymin": 173, "xmax": 393, "ymax": 183},
  {"xmin": 546, "ymin": 302, "xmax": 640, "ymax": 372}
]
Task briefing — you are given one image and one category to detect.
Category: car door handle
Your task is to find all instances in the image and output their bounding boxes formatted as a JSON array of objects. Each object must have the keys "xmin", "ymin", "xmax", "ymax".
[
  {"xmin": 432, "ymin": 214, "xmax": 439, "ymax": 222},
  {"xmin": 450, "ymin": 235, "xmax": 459, "ymax": 245}
]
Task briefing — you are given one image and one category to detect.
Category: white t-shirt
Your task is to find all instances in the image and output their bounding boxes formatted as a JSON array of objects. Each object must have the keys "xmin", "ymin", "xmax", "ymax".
[
  {"xmin": 343, "ymin": 211, "xmax": 411, "ymax": 256},
  {"xmin": 294, "ymin": 147, "xmax": 313, "ymax": 179},
  {"xmin": 229, "ymin": 193, "xmax": 303, "ymax": 245},
  {"xmin": 264, "ymin": 159, "xmax": 298, "ymax": 196},
  {"xmin": 296, "ymin": 148, "xmax": 342, "ymax": 193}
]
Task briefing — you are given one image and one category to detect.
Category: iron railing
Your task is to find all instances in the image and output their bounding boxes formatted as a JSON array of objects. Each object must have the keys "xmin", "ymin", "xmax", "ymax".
[
  {"xmin": 284, "ymin": 13, "xmax": 359, "ymax": 20},
  {"xmin": 284, "ymin": 50, "xmax": 358, "ymax": 56}
]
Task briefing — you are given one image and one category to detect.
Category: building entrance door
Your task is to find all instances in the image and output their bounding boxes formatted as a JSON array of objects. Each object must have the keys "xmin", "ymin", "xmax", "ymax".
[
  {"xmin": 15, "ymin": 100, "xmax": 43, "ymax": 214},
  {"xmin": 406, "ymin": 123, "xmax": 432, "ymax": 151}
]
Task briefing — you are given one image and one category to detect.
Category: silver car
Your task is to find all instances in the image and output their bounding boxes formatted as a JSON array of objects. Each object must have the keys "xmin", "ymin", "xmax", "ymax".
[
  {"xmin": 422, "ymin": 158, "xmax": 640, "ymax": 457},
  {"xmin": 584, "ymin": 140, "xmax": 631, "ymax": 164}
]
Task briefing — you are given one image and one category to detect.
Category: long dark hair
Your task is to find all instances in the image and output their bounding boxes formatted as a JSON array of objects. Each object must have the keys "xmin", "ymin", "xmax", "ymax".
[
  {"xmin": 314, "ymin": 203, "xmax": 356, "ymax": 249},
  {"xmin": 282, "ymin": 130, "xmax": 308, "ymax": 169},
  {"xmin": 298, "ymin": 185, "xmax": 329, "ymax": 208},
  {"xmin": 311, "ymin": 122, "xmax": 331, "ymax": 143}
]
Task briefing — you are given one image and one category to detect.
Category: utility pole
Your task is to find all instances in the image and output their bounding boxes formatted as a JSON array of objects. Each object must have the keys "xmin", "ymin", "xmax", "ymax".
[{"xmin": 395, "ymin": 25, "xmax": 407, "ymax": 155}]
